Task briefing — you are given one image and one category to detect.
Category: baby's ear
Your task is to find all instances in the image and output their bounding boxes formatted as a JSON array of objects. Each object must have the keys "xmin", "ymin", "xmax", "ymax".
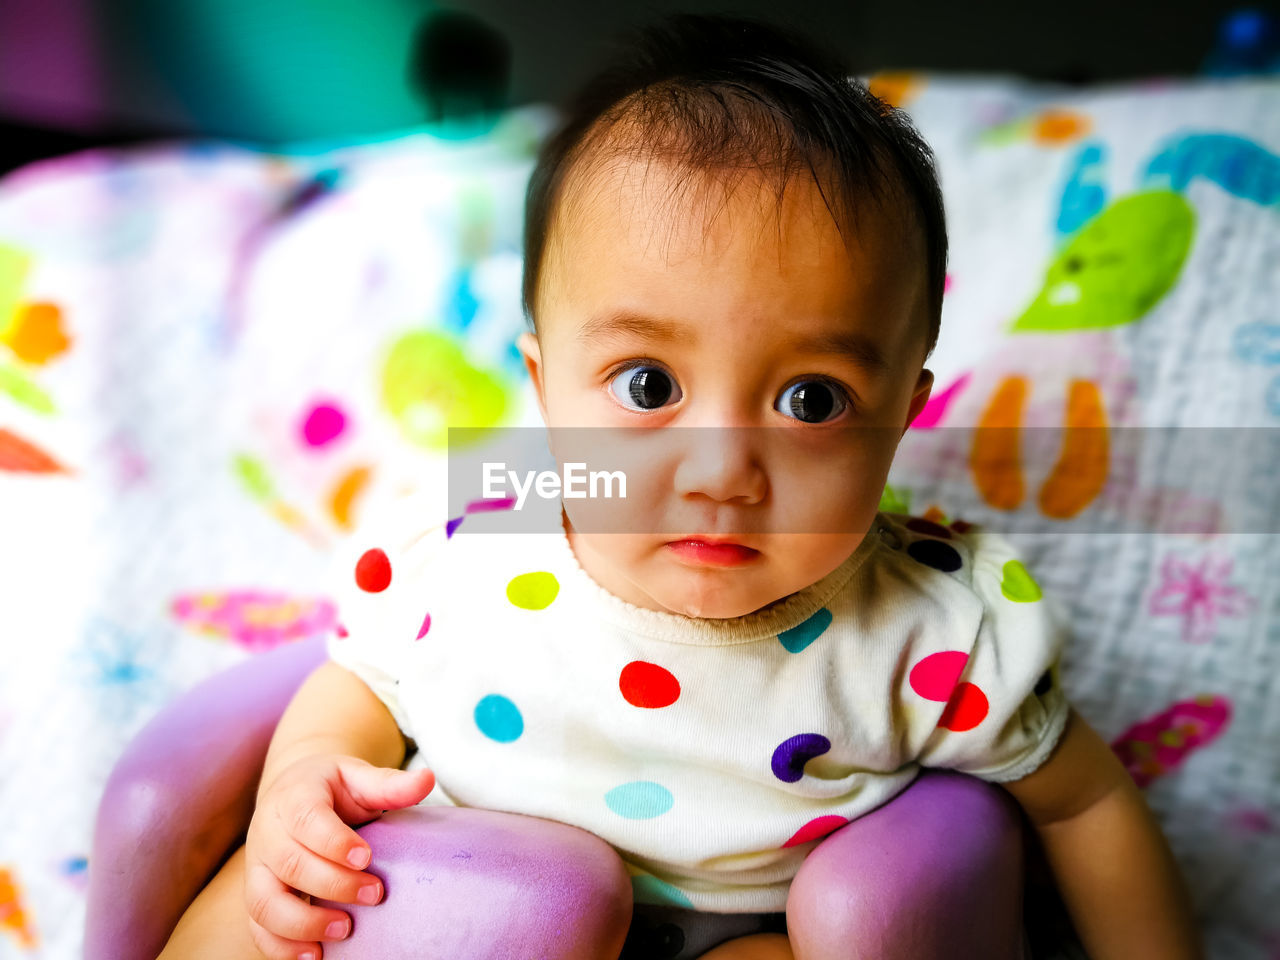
[
  {"xmin": 516, "ymin": 331, "xmax": 550, "ymax": 424},
  {"xmin": 903, "ymin": 367, "xmax": 934, "ymax": 434}
]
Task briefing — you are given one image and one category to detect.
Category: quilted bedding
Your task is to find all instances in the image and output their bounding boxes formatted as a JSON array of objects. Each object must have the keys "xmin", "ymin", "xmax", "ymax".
[{"xmin": 0, "ymin": 73, "xmax": 1276, "ymax": 958}]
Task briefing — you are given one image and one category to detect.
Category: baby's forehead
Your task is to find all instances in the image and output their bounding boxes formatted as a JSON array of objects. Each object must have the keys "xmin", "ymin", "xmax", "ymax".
[
  {"xmin": 552, "ymin": 145, "xmax": 922, "ymax": 276},
  {"xmin": 544, "ymin": 153, "xmax": 927, "ymax": 338}
]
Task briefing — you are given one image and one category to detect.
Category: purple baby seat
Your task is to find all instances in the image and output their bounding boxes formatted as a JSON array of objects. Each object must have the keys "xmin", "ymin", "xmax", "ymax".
[{"xmin": 84, "ymin": 635, "xmax": 1061, "ymax": 959}]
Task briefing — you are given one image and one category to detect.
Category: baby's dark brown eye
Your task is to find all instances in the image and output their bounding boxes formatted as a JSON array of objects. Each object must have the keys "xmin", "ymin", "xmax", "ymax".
[
  {"xmin": 610, "ymin": 365, "xmax": 681, "ymax": 410},
  {"xmin": 776, "ymin": 380, "xmax": 848, "ymax": 423}
]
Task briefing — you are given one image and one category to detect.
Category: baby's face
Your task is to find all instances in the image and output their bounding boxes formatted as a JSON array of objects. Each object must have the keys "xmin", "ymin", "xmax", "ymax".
[{"xmin": 519, "ymin": 155, "xmax": 933, "ymax": 618}]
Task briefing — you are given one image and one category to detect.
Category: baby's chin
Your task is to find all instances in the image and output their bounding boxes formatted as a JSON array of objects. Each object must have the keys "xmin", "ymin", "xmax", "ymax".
[{"xmin": 646, "ymin": 579, "xmax": 789, "ymax": 621}]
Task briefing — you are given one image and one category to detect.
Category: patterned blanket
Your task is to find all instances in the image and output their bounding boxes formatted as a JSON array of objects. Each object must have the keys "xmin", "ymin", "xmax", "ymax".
[{"xmin": 0, "ymin": 74, "xmax": 1276, "ymax": 958}]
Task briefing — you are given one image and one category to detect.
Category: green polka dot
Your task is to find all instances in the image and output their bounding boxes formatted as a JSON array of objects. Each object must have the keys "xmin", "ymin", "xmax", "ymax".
[
  {"xmin": 631, "ymin": 873, "xmax": 695, "ymax": 908},
  {"xmin": 505, "ymin": 571, "xmax": 559, "ymax": 610},
  {"xmin": 1000, "ymin": 560, "xmax": 1043, "ymax": 602}
]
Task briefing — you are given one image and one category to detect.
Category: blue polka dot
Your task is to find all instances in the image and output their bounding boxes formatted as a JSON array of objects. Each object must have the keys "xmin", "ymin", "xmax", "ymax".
[
  {"xmin": 474, "ymin": 694, "xmax": 523, "ymax": 742},
  {"xmin": 778, "ymin": 608, "xmax": 833, "ymax": 653},
  {"xmin": 631, "ymin": 873, "xmax": 695, "ymax": 908},
  {"xmin": 605, "ymin": 781, "xmax": 674, "ymax": 819}
]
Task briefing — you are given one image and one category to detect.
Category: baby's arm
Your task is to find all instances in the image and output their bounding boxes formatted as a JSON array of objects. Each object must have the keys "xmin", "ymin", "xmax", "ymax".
[
  {"xmin": 246, "ymin": 660, "xmax": 435, "ymax": 959},
  {"xmin": 1002, "ymin": 707, "xmax": 1203, "ymax": 960},
  {"xmin": 256, "ymin": 659, "xmax": 410, "ymax": 798}
]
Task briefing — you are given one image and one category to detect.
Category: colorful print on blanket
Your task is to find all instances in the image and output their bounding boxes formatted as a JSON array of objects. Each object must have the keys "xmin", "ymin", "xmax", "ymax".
[{"xmin": 0, "ymin": 80, "xmax": 1276, "ymax": 960}]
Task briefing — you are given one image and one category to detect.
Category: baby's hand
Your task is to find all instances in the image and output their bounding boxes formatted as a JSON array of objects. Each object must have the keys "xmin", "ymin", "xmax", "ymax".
[{"xmin": 244, "ymin": 753, "xmax": 435, "ymax": 959}]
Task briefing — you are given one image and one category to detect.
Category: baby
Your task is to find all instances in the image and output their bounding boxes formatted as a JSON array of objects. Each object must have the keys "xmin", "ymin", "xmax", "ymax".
[{"xmin": 159, "ymin": 13, "xmax": 1202, "ymax": 960}]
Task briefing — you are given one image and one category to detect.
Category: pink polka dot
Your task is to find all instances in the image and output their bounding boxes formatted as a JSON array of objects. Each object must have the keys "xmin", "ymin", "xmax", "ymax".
[
  {"xmin": 938, "ymin": 682, "xmax": 989, "ymax": 732},
  {"xmin": 465, "ymin": 496, "xmax": 517, "ymax": 513},
  {"xmin": 908, "ymin": 651, "xmax": 969, "ymax": 702},
  {"xmin": 782, "ymin": 815, "xmax": 849, "ymax": 848},
  {"xmin": 301, "ymin": 401, "xmax": 347, "ymax": 448},
  {"xmin": 335, "ymin": 623, "xmax": 349, "ymax": 639},
  {"xmin": 416, "ymin": 612, "xmax": 432, "ymax": 640},
  {"xmin": 355, "ymin": 548, "xmax": 392, "ymax": 593}
]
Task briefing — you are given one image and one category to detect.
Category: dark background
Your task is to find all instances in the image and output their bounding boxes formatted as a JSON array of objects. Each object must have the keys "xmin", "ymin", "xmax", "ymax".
[{"xmin": 0, "ymin": 0, "xmax": 1270, "ymax": 176}]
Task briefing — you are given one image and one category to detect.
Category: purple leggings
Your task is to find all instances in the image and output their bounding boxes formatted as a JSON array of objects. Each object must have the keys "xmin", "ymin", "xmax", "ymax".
[{"xmin": 85, "ymin": 636, "xmax": 1030, "ymax": 959}]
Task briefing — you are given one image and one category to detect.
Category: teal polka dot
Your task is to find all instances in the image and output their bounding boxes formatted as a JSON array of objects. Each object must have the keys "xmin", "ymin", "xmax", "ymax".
[
  {"xmin": 778, "ymin": 608, "xmax": 833, "ymax": 653},
  {"xmin": 631, "ymin": 873, "xmax": 695, "ymax": 908},
  {"xmin": 604, "ymin": 781, "xmax": 673, "ymax": 819},
  {"xmin": 474, "ymin": 694, "xmax": 523, "ymax": 742}
]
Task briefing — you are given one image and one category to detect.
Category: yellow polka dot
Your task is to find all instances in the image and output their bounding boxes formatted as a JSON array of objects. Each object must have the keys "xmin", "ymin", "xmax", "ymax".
[{"xmin": 506, "ymin": 571, "xmax": 559, "ymax": 610}]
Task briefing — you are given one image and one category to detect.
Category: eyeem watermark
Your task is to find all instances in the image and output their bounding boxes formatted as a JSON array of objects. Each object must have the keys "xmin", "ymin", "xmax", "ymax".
[
  {"xmin": 482, "ymin": 462, "xmax": 627, "ymax": 510},
  {"xmin": 452, "ymin": 426, "xmax": 1280, "ymax": 534}
]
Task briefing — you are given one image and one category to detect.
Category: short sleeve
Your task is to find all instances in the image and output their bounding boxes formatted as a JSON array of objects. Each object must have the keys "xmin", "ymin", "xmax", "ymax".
[
  {"xmin": 913, "ymin": 528, "xmax": 1072, "ymax": 784},
  {"xmin": 325, "ymin": 485, "xmax": 451, "ymax": 743}
]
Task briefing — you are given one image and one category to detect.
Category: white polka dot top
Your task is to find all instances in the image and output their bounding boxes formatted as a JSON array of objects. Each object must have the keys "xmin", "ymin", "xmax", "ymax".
[{"xmin": 327, "ymin": 491, "xmax": 1070, "ymax": 913}]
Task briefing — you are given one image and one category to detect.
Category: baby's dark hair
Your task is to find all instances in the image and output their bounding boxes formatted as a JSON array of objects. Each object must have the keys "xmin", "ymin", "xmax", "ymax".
[{"xmin": 521, "ymin": 12, "xmax": 948, "ymax": 360}]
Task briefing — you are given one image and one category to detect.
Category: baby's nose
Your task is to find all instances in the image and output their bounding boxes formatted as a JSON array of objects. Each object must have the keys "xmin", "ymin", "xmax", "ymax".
[{"xmin": 671, "ymin": 427, "xmax": 767, "ymax": 505}]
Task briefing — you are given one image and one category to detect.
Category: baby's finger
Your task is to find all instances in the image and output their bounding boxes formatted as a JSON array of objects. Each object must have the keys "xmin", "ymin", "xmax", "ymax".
[
  {"xmin": 283, "ymin": 790, "xmax": 374, "ymax": 872},
  {"xmin": 265, "ymin": 832, "xmax": 383, "ymax": 908},
  {"xmin": 244, "ymin": 855, "xmax": 355, "ymax": 957},
  {"xmin": 334, "ymin": 760, "xmax": 435, "ymax": 819},
  {"xmin": 246, "ymin": 912, "xmax": 321, "ymax": 960}
]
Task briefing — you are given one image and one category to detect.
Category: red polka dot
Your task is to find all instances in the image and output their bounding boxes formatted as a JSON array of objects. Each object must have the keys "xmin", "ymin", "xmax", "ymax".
[
  {"xmin": 334, "ymin": 623, "xmax": 349, "ymax": 638},
  {"xmin": 938, "ymin": 682, "xmax": 989, "ymax": 732},
  {"xmin": 416, "ymin": 612, "xmax": 432, "ymax": 639},
  {"xmin": 355, "ymin": 548, "xmax": 392, "ymax": 592},
  {"xmin": 905, "ymin": 517, "xmax": 953, "ymax": 539},
  {"xmin": 782, "ymin": 815, "xmax": 849, "ymax": 848},
  {"xmin": 619, "ymin": 661, "xmax": 681, "ymax": 709},
  {"xmin": 908, "ymin": 651, "xmax": 969, "ymax": 702}
]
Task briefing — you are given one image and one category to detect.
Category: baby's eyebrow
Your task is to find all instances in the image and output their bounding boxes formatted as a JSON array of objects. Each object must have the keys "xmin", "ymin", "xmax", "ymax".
[
  {"xmin": 787, "ymin": 329, "xmax": 892, "ymax": 375},
  {"xmin": 579, "ymin": 310, "xmax": 892, "ymax": 375},
  {"xmin": 578, "ymin": 311, "xmax": 695, "ymax": 346}
]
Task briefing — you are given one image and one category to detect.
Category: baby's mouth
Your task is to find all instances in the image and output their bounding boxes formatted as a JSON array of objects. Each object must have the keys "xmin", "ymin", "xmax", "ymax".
[{"xmin": 664, "ymin": 538, "xmax": 761, "ymax": 567}]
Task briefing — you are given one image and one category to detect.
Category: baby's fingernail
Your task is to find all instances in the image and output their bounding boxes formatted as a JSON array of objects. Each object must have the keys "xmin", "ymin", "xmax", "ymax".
[
  {"xmin": 347, "ymin": 847, "xmax": 370, "ymax": 869},
  {"xmin": 326, "ymin": 918, "xmax": 350, "ymax": 939},
  {"xmin": 358, "ymin": 883, "xmax": 381, "ymax": 905},
  {"xmin": 299, "ymin": 952, "xmax": 317, "ymax": 960}
]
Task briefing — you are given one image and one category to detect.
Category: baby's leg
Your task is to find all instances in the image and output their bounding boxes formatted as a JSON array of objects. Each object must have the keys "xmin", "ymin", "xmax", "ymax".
[
  {"xmin": 699, "ymin": 933, "xmax": 794, "ymax": 959},
  {"xmin": 785, "ymin": 770, "xmax": 1025, "ymax": 960},
  {"xmin": 158, "ymin": 843, "xmax": 267, "ymax": 960},
  {"xmin": 159, "ymin": 806, "xmax": 633, "ymax": 960}
]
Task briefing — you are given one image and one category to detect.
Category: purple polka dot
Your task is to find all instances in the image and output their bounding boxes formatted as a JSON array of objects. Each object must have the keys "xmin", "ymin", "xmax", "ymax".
[
  {"xmin": 771, "ymin": 733, "xmax": 831, "ymax": 783},
  {"xmin": 445, "ymin": 516, "xmax": 464, "ymax": 538},
  {"xmin": 906, "ymin": 539, "xmax": 962, "ymax": 572}
]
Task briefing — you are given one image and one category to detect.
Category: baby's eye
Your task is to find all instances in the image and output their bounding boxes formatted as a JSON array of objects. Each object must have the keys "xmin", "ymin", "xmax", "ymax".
[
  {"xmin": 609, "ymin": 365, "xmax": 682, "ymax": 411},
  {"xmin": 775, "ymin": 379, "xmax": 849, "ymax": 423}
]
